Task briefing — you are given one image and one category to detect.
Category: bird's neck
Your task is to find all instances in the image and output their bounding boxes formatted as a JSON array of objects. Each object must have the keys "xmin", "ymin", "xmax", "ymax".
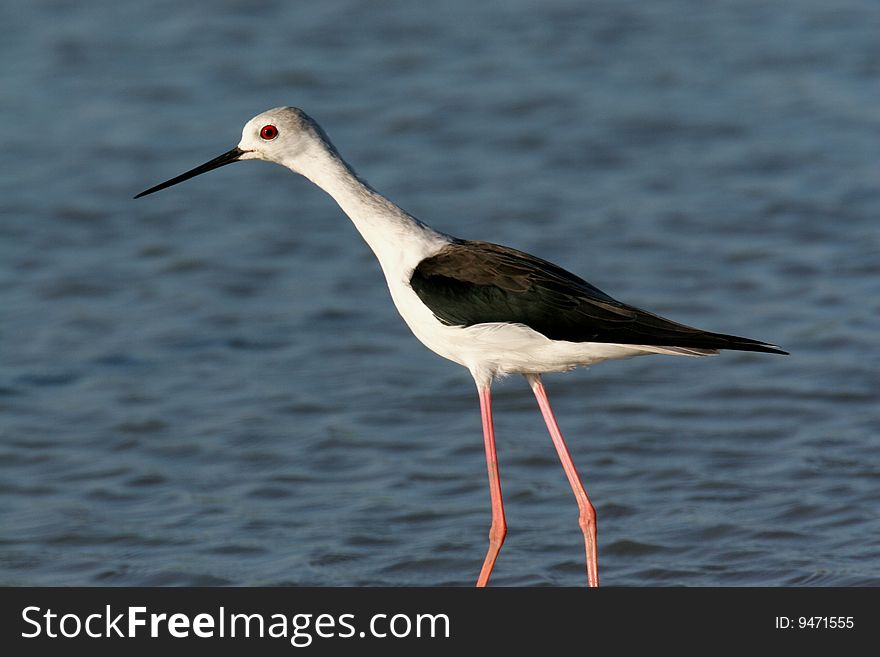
[{"xmin": 285, "ymin": 141, "xmax": 447, "ymax": 275}]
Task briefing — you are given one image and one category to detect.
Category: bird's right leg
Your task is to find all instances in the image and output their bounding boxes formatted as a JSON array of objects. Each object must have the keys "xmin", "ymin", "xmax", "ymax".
[
  {"xmin": 526, "ymin": 373, "xmax": 599, "ymax": 587},
  {"xmin": 476, "ymin": 384, "xmax": 506, "ymax": 587}
]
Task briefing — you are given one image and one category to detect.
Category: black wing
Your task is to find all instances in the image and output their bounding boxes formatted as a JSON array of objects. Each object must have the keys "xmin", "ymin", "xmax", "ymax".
[{"xmin": 409, "ymin": 240, "xmax": 787, "ymax": 354}]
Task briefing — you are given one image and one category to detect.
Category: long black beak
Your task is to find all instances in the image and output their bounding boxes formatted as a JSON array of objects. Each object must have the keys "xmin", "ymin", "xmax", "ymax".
[{"xmin": 134, "ymin": 147, "xmax": 246, "ymax": 199}]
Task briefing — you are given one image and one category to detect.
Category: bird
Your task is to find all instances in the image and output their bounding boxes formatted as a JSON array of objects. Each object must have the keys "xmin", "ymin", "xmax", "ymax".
[{"xmin": 135, "ymin": 107, "xmax": 787, "ymax": 587}]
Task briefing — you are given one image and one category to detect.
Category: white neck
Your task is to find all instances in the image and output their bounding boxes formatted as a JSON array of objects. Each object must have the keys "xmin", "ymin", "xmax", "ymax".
[{"xmin": 282, "ymin": 139, "xmax": 448, "ymax": 277}]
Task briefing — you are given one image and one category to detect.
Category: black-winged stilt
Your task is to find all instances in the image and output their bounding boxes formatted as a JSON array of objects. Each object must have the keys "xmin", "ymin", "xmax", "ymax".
[{"xmin": 136, "ymin": 107, "xmax": 787, "ymax": 587}]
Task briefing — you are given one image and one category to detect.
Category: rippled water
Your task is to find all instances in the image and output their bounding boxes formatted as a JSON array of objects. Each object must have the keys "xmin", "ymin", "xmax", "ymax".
[{"xmin": 1, "ymin": 0, "xmax": 878, "ymax": 586}]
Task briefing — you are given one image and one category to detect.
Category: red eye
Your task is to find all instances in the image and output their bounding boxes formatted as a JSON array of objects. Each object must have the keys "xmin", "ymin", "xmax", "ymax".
[{"xmin": 260, "ymin": 124, "xmax": 278, "ymax": 140}]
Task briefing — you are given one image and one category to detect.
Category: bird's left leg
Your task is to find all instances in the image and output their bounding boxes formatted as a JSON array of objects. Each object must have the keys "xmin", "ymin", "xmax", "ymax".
[
  {"xmin": 525, "ymin": 373, "xmax": 599, "ymax": 587},
  {"xmin": 476, "ymin": 383, "xmax": 506, "ymax": 587}
]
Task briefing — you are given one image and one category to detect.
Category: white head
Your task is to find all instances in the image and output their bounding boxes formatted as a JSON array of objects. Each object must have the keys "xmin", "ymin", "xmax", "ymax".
[
  {"xmin": 237, "ymin": 107, "xmax": 337, "ymax": 168},
  {"xmin": 135, "ymin": 107, "xmax": 337, "ymax": 198}
]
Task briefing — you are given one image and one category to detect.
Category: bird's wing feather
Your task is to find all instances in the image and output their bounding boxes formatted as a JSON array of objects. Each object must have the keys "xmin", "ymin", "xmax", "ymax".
[{"xmin": 409, "ymin": 240, "xmax": 786, "ymax": 354}]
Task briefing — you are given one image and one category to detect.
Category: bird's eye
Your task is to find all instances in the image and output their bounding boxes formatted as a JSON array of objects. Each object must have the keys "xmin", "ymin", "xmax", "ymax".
[{"xmin": 260, "ymin": 125, "xmax": 279, "ymax": 140}]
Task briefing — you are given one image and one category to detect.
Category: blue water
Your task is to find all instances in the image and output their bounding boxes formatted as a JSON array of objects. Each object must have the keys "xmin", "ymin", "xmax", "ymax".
[{"xmin": 1, "ymin": 0, "xmax": 878, "ymax": 586}]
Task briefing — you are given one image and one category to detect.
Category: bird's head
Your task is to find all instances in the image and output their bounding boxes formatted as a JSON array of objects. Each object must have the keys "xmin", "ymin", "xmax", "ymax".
[
  {"xmin": 237, "ymin": 106, "xmax": 331, "ymax": 167},
  {"xmin": 135, "ymin": 106, "xmax": 330, "ymax": 198}
]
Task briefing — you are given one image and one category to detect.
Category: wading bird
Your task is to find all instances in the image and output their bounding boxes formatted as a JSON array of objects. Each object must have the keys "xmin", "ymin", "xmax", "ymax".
[{"xmin": 136, "ymin": 107, "xmax": 786, "ymax": 586}]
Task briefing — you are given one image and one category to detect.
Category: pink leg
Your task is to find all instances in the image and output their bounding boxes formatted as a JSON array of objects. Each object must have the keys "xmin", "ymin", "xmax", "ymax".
[
  {"xmin": 476, "ymin": 385, "xmax": 507, "ymax": 587},
  {"xmin": 526, "ymin": 374, "xmax": 599, "ymax": 587}
]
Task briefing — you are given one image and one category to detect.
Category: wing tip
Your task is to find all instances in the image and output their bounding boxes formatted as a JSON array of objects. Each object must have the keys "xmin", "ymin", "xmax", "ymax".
[{"xmin": 721, "ymin": 341, "xmax": 788, "ymax": 356}]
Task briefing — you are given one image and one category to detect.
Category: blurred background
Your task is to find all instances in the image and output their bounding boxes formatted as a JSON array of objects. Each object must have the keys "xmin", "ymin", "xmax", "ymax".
[{"xmin": 0, "ymin": 0, "xmax": 877, "ymax": 586}]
